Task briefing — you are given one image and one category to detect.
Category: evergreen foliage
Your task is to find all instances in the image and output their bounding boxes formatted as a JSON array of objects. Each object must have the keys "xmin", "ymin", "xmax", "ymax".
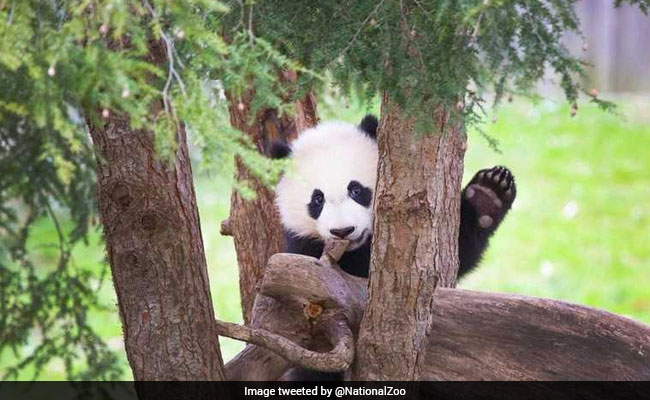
[
  {"xmin": 242, "ymin": 0, "xmax": 649, "ymax": 131},
  {"xmin": 0, "ymin": 0, "xmax": 305, "ymax": 379},
  {"xmin": 1, "ymin": 0, "xmax": 648, "ymax": 379}
]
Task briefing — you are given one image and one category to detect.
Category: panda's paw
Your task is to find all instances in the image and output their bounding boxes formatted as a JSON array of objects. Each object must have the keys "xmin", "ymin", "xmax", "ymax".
[{"xmin": 464, "ymin": 166, "xmax": 516, "ymax": 229}]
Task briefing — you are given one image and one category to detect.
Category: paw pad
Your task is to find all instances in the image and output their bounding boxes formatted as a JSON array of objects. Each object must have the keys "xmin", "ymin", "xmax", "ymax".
[
  {"xmin": 465, "ymin": 165, "xmax": 516, "ymax": 229},
  {"xmin": 479, "ymin": 215, "xmax": 493, "ymax": 228}
]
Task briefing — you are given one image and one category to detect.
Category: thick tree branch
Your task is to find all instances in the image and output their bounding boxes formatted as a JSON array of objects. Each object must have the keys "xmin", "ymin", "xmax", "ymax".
[{"xmin": 219, "ymin": 240, "xmax": 360, "ymax": 375}]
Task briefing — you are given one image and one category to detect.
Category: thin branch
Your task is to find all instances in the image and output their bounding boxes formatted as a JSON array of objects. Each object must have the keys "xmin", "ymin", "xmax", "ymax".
[
  {"xmin": 231, "ymin": 0, "xmax": 245, "ymax": 32},
  {"xmin": 412, "ymin": 0, "xmax": 429, "ymax": 14},
  {"xmin": 319, "ymin": 239, "xmax": 350, "ymax": 265},
  {"xmin": 161, "ymin": 31, "xmax": 186, "ymax": 95},
  {"xmin": 471, "ymin": 0, "xmax": 491, "ymax": 41},
  {"xmin": 248, "ymin": 2, "xmax": 254, "ymax": 45},
  {"xmin": 6, "ymin": 0, "xmax": 14, "ymax": 24},
  {"xmin": 337, "ymin": 0, "xmax": 385, "ymax": 61},
  {"xmin": 42, "ymin": 196, "xmax": 69, "ymax": 263},
  {"xmin": 215, "ymin": 316, "xmax": 354, "ymax": 372},
  {"xmin": 143, "ymin": 0, "xmax": 186, "ymax": 119}
]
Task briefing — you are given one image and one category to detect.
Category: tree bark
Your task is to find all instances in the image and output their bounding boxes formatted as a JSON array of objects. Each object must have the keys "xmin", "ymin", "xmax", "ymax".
[
  {"xmin": 226, "ymin": 89, "xmax": 317, "ymax": 324},
  {"xmin": 89, "ymin": 112, "xmax": 225, "ymax": 381},
  {"xmin": 353, "ymin": 95, "xmax": 466, "ymax": 380},
  {"xmin": 424, "ymin": 289, "xmax": 650, "ymax": 381}
]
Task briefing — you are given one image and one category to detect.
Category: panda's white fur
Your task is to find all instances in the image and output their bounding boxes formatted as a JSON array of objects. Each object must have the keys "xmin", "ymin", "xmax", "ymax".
[{"xmin": 275, "ymin": 121, "xmax": 378, "ymax": 249}]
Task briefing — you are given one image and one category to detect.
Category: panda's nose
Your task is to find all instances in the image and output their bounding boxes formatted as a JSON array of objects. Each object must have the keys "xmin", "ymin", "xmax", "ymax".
[{"xmin": 330, "ymin": 226, "xmax": 355, "ymax": 239}]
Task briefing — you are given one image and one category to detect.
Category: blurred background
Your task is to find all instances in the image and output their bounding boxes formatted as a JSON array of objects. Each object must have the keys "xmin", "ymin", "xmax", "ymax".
[{"xmin": 1, "ymin": 0, "xmax": 649, "ymax": 380}]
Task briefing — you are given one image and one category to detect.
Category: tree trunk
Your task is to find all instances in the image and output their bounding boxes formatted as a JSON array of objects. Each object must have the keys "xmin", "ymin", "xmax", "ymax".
[
  {"xmin": 226, "ymin": 89, "xmax": 317, "ymax": 324},
  {"xmin": 352, "ymin": 95, "xmax": 466, "ymax": 380},
  {"xmin": 89, "ymin": 113, "xmax": 225, "ymax": 381}
]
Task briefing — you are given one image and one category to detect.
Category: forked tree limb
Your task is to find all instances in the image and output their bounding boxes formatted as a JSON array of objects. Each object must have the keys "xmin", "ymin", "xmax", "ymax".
[{"xmin": 260, "ymin": 256, "xmax": 367, "ymax": 329}]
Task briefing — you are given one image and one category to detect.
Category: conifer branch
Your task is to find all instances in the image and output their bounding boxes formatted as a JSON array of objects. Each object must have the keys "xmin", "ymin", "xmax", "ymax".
[
  {"xmin": 337, "ymin": 0, "xmax": 385, "ymax": 61},
  {"xmin": 248, "ymin": 2, "xmax": 255, "ymax": 45},
  {"xmin": 144, "ymin": 0, "xmax": 186, "ymax": 120},
  {"xmin": 471, "ymin": 0, "xmax": 491, "ymax": 41}
]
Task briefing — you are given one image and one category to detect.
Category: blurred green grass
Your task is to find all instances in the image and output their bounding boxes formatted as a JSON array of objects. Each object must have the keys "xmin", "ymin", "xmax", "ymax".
[
  {"xmin": 2, "ymin": 98, "xmax": 649, "ymax": 380},
  {"xmin": 461, "ymin": 99, "xmax": 650, "ymax": 324}
]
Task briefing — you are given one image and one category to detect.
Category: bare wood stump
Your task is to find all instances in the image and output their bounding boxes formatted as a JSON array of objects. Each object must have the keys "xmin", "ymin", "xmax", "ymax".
[{"xmin": 221, "ymin": 240, "xmax": 362, "ymax": 380}]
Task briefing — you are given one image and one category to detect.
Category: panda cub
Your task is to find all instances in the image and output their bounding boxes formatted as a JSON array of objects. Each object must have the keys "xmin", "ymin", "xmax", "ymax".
[{"xmin": 272, "ymin": 115, "xmax": 516, "ymax": 278}]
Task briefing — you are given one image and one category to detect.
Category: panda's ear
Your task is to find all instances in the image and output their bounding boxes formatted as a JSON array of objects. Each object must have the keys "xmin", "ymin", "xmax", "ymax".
[
  {"xmin": 268, "ymin": 140, "xmax": 292, "ymax": 159},
  {"xmin": 359, "ymin": 114, "xmax": 378, "ymax": 140}
]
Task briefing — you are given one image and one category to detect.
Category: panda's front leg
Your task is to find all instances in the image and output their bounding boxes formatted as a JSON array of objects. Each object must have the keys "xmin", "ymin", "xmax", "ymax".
[{"xmin": 458, "ymin": 166, "xmax": 516, "ymax": 277}]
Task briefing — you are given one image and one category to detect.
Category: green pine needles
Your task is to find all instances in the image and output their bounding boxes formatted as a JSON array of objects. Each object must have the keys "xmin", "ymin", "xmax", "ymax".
[{"xmin": 249, "ymin": 0, "xmax": 648, "ymax": 129}]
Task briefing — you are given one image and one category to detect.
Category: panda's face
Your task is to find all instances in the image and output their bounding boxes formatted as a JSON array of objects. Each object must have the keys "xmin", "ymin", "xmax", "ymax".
[
  {"xmin": 276, "ymin": 121, "xmax": 378, "ymax": 250},
  {"xmin": 306, "ymin": 179, "xmax": 374, "ymax": 249}
]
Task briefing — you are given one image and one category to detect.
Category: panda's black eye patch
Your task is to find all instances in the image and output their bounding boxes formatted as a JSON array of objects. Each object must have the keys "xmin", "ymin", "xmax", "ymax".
[
  {"xmin": 308, "ymin": 189, "xmax": 325, "ymax": 219},
  {"xmin": 348, "ymin": 180, "xmax": 372, "ymax": 207}
]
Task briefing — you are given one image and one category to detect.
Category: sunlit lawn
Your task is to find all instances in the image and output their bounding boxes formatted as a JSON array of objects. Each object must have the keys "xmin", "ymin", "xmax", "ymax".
[
  {"xmin": 2, "ymin": 98, "xmax": 649, "ymax": 380},
  {"xmin": 463, "ymin": 99, "xmax": 650, "ymax": 322}
]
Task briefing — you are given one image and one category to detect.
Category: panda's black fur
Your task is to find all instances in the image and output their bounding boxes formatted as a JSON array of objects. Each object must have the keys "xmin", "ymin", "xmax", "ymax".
[{"xmin": 284, "ymin": 230, "xmax": 373, "ymax": 277}]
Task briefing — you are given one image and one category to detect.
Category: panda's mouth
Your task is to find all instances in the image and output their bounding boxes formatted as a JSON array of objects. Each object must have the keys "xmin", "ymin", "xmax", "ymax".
[{"xmin": 346, "ymin": 229, "xmax": 370, "ymax": 250}]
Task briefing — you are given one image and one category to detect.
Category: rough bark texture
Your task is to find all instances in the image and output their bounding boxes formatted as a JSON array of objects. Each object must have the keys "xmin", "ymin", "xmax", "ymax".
[
  {"xmin": 353, "ymin": 95, "xmax": 466, "ymax": 380},
  {"xmin": 221, "ymin": 248, "xmax": 650, "ymax": 382},
  {"xmin": 226, "ymin": 89, "xmax": 317, "ymax": 324},
  {"xmin": 425, "ymin": 289, "xmax": 650, "ymax": 380},
  {"xmin": 228, "ymin": 155, "xmax": 284, "ymax": 326},
  {"xmin": 89, "ymin": 113, "xmax": 225, "ymax": 381}
]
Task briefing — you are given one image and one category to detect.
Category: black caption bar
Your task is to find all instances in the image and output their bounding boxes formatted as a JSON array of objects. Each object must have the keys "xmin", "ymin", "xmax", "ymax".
[{"xmin": 1, "ymin": 381, "xmax": 649, "ymax": 400}]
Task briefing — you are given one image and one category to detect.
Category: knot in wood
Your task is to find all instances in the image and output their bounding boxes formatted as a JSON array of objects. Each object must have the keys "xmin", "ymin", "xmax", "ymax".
[
  {"xmin": 112, "ymin": 184, "xmax": 132, "ymax": 209},
  {"xmin": 140, "ymin": 211, "xmax": 159, "ymax": 231},
  {"xmin": 220, "ymin": 218, "xmax": 232, "ymax": 236},
  {"xmin": 122, "ymin": 252, "xmax": 138, "ymax": 267},
  {"xmin": 140, "ymin": 310, "xmax": 150, "ymax": 324},
  {"xmin": 304, "ymin": 302, "xmax": 324, "ymax": 319},
  {"xmin": 118, "ymin": 251, "xmax": 148, "ymax": 281}
]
